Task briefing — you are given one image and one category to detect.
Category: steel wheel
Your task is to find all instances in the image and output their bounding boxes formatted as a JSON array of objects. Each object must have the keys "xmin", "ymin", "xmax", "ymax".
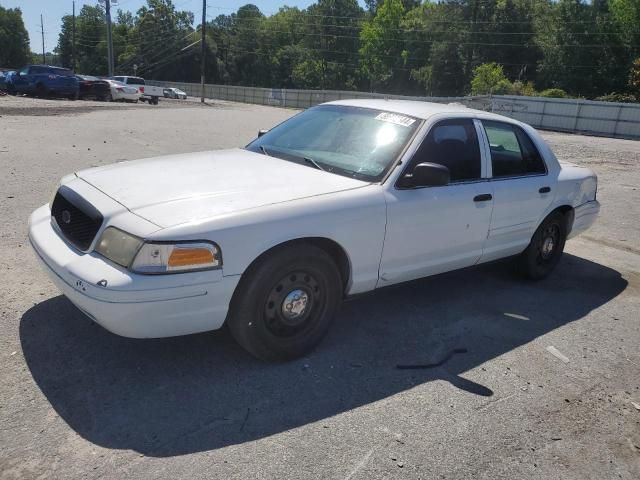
[
  {"xmin": 263, "ymin": 270, "xmax": 323, "ymax": 338},
  {"xmin": 518, "ymin": 211, "xmax": 567, "ymax": 280},
  {"xmin": 536, "ymin": 223, "xmax": 560, "ymax": 264},
  {"xmin": 228, "ymin": 244, "xmax": 342, "ymax": 361}
]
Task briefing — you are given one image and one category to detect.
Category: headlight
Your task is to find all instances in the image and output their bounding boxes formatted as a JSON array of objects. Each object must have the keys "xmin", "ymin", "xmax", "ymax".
[
  {"xmin": 95, "ymin": 227, "xmax": 143, "ymax": 267},
  {"xmin": 131, "ymin": 242, "xmax": 221, "ymax": 274},
  {"xmin": 95, "ymin": 227, "xmax": 221, "ymax": 274}
]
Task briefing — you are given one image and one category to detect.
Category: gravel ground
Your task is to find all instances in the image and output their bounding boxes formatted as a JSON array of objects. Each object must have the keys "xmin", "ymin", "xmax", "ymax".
[{"xmin": 0, "ymin": 96, "xmax": 639, "ymax": 480}]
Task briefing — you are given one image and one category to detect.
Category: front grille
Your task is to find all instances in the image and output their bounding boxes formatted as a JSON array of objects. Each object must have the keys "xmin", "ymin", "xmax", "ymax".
[{"xmin": 51, "ymin": 189, "xmax": 103, "ymax": 250}]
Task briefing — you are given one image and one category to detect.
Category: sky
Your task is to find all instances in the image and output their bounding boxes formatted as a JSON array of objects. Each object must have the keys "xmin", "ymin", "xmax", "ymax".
[{"xmin": 3, "ymin": 0, "xmax": 336, "ymax": 53}]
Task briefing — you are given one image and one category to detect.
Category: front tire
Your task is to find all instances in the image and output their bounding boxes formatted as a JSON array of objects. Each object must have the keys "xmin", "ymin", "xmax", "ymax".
[
  {"xmin": 228, "ymin": 244, "xmax": 343, "ymax": 361},
  {"xmin": 518, "ymin": 211, "xmax": 567, "ymax": 280}
]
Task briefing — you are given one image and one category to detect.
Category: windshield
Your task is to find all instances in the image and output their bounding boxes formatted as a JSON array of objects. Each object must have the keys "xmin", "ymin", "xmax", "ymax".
[{"xmin": 246, "ymin": 105, "xmax": 420, "ymax": 181}]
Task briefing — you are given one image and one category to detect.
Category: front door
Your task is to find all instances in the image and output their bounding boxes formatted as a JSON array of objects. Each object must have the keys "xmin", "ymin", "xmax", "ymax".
[{"xmin": 379, "ymin": 118, "xmax": 494, "ymax": 286}]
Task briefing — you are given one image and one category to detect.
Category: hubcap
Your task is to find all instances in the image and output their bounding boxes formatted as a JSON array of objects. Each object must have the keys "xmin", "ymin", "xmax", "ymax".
[
  {"xmin": 537, "ymin": 223, "xmax": 560, "ymax": 263},
  {"xmin": 541, "ymin": 236, "xmax": 555, "ymax": 257},
  {"xmin": 264, "ymin": 270, "xmax": 322, "ymax": 337},
  {"xmin": 282, "ymin": 289, "xmax": 309, "ymax": 320}
]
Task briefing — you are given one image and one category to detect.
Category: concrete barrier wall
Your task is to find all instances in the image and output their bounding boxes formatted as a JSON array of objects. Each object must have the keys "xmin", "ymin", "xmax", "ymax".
[
  {"xmin": 490, "ymin": 95, "xmax": 640, "ymax": 139},
  {"xmin": 149, "ymin": 80, "xmax": 640, "ymax": 139}
]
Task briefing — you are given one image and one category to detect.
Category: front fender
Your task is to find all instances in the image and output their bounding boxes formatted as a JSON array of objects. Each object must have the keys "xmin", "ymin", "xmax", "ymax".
[{"xmin": 147, "ymin": 185, "xmax": 387, "ymax": 295}]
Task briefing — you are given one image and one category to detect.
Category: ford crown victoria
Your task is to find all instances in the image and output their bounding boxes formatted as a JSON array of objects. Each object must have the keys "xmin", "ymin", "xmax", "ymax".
[{"xmin": 28, "ymin": 100, "xmax": 600, "ymax": 360}]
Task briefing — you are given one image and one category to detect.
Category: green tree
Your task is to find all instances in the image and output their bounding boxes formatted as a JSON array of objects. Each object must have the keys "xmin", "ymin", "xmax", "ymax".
[
  {"xmin": 359, "ymin": 0, "xmax": 407, "ymax": 92},
  {"xmin": 0, "ymin": 5, "xmax": 30, "ymax": 67},
  {"xmin": 629, "ymin": 58, "xmax": 640, "ymax": 98},
  {"xmin": 471, "ymin": 62, "xmax": 512, "ymax": 94}
]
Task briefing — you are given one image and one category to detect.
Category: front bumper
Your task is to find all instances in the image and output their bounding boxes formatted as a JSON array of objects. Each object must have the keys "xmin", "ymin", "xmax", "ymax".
[
  {"xmin": 28, "ymin": 204, "xmax": 239, "ymax": 338},
  {"xmin": 568, "ymin": 200, "xmax": 600, "ymax": 239}
]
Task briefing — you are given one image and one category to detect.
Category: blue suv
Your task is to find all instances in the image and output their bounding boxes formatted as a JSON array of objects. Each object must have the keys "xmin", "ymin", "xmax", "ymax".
[{"xmin": 8, "ymin": 65, "xmax": 79, "ymax": 99}]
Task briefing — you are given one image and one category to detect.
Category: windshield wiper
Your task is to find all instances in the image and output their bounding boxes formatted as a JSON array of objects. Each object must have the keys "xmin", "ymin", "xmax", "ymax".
[
  {"xmin": 303, "ymin": 156, "xmax": 326, "ymax": 171},
  {"xmin": 259, "ymin": 145, "xmax": 271, "ymax": 156}
]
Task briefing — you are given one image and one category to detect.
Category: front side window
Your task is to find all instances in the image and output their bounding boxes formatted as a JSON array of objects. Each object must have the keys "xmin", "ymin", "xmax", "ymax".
[
  {"xmin": 246, "ymin": 105, "xmax": 420, "ymax": 181},
  {"xmin": 483, "ymin": 121, "xmax": 546, "ymax": 177},
  {"xmin": 408, "ymin": 118, "xmax": 482, "ymax": 182}
]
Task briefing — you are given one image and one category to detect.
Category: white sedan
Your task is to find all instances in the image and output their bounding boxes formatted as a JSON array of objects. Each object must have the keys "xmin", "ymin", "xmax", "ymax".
[
  {"xmin": 163, "ymin": 87, "xmax": 187, "ymax": 99},
  {"xmin": 29, "ymin": 100, "xmax": 600, "ymax": 360},
  {"xmin": 105, "ymin": 79, "xmax": 141, "ymax": 102}
]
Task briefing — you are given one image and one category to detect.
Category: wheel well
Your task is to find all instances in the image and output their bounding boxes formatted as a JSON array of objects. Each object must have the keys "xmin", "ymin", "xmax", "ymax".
[
  {"xmin": 553, "ymin": 205, "xmax": 574, "ymax": 230},
  {"xmin": 243, "ymin": 238, "xmax": 351, "ymax": 293}
]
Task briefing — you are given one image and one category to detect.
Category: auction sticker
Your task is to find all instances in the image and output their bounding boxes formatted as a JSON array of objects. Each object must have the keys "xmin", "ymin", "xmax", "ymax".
[{"xmin": 375, "ymin": 112, "xmax": 416, "ymax": 127}]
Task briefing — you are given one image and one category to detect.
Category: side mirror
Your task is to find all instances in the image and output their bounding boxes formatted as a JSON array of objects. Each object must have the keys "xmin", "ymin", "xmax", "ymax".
[
  {"xmin": 404, "ymin": 162, "xmax": 450, "ymax": 188},
  {"xmin": 257, "ymin": 129, "xmax": 269, "ymax": 138}
]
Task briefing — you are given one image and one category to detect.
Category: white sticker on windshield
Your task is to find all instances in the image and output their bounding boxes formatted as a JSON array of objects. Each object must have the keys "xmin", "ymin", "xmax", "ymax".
[{"xmin": 375, "ymin": 112, "xmax": 416, "ymax": 127}]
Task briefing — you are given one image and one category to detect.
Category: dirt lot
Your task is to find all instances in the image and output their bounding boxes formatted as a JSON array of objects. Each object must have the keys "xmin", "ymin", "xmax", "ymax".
[{"xmin": 0, "ymin": 96, "xmax": 639, "ymax": 479}]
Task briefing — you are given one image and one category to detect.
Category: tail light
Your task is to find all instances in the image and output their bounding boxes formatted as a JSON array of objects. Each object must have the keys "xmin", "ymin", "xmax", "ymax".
[{"xmin": 139, "ymin": 86, "xmax": 144, "ymax": 93}]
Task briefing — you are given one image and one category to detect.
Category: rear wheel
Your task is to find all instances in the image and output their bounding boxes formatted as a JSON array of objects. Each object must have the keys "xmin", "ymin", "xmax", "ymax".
[
  {"xmin": 518, "ymin": 211, "xmax": 567, "ymax": 280},
  {"xmin": 228, "ymin": 244, "xmax": 342, "ymax": 361}
]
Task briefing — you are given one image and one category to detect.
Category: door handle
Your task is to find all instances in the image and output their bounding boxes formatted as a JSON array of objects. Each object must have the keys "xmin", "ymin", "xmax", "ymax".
[
  {"xmin": 539, "ymin": 186, "xmax": 551, "ymax": 194},
  {"xmin": 473, "ymin": 193, "xmax": 493, "ymax": 202}
]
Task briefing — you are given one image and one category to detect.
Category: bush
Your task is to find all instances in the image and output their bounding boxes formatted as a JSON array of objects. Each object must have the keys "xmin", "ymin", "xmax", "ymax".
[
  {"xmin": 594, "ymin": 92, "xmax": 638, "ymax": 103},
  {"xmin": 512, "ymin": 80, "xmax": 537, "ymax": 96},
  {"xmin": 471, "ymin": 63, "xmax": 510, "ymax": 95},
  {"xmin": 493, "ymin": 78, "xmax": 515, "ymax": 95},
  {"xmin": 539, "ymin": 88, "xmax": 568, "ymax": 98}
]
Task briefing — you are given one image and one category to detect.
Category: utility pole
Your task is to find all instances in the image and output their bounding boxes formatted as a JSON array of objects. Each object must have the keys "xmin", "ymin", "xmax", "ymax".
[
  {"xmin": 72, "ymin": 1, "xmax": 76, "ymax": 71},
  {"xmin": 200, "ymin": 0, "xmax": 206, "ymax": 103},
  {"xmin": 105, "ymin": 0, "xmax": 114, "ymax": 76},
  {"xmin": 40, "ymin": 14, "xmax": 46, "ymax": 64}
]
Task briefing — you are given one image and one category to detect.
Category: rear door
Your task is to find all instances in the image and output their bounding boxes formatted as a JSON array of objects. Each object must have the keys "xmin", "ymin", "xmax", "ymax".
[
  {"xmin": 379, "ymin": 118, "xmax": 494, "ymax": 286},
  {"xmin": 479, "ymin": 120, "xmax": 554, "ymax": 262}
]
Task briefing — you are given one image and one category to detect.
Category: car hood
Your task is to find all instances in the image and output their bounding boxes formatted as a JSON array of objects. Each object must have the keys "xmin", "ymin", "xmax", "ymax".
[{"xmin": 76, "ymin": 148, "xmax": 369, "ymax": 228}]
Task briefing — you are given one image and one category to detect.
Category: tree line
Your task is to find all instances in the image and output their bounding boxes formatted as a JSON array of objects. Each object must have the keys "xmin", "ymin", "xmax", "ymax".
[{"xmin": 2, "ymin": 1, "xmax": 640, "ymax": 100}]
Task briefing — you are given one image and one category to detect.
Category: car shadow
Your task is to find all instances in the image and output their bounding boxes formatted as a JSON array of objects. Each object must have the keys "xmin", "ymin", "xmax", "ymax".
[{"xmin": 20, "ymin": 253, "xmax": 626, "ymax": 457}]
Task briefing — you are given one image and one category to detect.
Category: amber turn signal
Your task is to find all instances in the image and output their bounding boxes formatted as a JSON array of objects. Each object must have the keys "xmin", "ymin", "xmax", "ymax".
[{"xmin": 168, "ymin": 247, "xmax": 216, "ymax": 267}]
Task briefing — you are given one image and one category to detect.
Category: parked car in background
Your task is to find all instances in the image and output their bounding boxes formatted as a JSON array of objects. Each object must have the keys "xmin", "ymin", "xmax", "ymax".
[
  {"xmin": 112, "ymin": 75, "xmax": 162, "ymax": 105},
  {"xmin": 29, "ymin": 100, "xmax": 600, "ymax": 361},
  {"xmin": 105, "ymin": 79, "xmax": 141, "ymax": 102},
  {"xmin": 9, "ymin": 65, "xmax": 79, "ymax": 99},
  {"xmin": 163, "ymin": 87, "xmax": 187, "ymax": 99},
  {"xmin": 76, "ymin": 75, "xmax": 111, "ymax": 101},
  {"xmin": 0, "ymin": 70, "xmax": 15, "ymax": 92}
]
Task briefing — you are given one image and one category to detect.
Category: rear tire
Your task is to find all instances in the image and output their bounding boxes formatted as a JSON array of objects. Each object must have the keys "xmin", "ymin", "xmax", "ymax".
[
  {"xmin": 228, "ymin": 244, "xmax": 342, "ymax": 361},
  {"xmin": 518, "ymin": 211, "xmax": 567, "ymax": 280}
]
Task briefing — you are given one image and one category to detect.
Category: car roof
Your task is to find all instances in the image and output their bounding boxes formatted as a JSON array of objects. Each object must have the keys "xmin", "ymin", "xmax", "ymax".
[{"xmin": 324, "ymin": 98, "xmax": 506, "ymax": 122}]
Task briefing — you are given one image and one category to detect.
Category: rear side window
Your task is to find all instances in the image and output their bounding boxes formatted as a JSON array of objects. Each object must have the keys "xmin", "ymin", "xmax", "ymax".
[
  {"xmin": 483, "ymin": 121, "xmax": 546, "ymax": 177},
  {"xmin": 410, "ymin": 119, "xmax": 482, "ymax": 182}
]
